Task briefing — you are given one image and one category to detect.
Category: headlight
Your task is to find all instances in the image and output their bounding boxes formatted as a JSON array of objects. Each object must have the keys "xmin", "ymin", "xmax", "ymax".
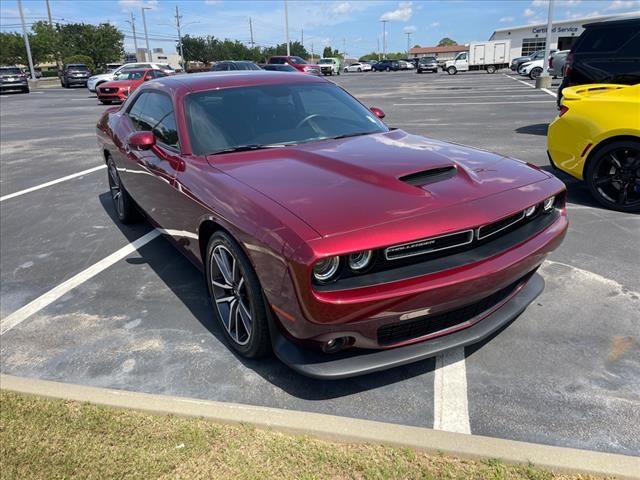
[
  {"xmin": 525, "ymin": 205, "xmax": 537, "ymax": 217},
  {"xmin": 313, "ymin": 257, "xmax": 340, "ymax": 283},
  {"xmin": 348, "ymin": 250, "xmax": 373, "ymax": 271},
  {"xmin": 543, "ymin": 196, "xmax": 555, "ymax": 213}
]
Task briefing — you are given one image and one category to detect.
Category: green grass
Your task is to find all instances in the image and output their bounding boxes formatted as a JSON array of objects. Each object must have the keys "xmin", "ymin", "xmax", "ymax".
[{"xmin": 0, "ymin": 390, "xmax": 609, "ymax": 480}]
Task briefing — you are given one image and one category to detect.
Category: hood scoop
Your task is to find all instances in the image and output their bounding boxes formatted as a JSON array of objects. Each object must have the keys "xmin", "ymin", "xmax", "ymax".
[{"xmin": 399, "ymin": 166, "xmax": 457, "ymax": 187}]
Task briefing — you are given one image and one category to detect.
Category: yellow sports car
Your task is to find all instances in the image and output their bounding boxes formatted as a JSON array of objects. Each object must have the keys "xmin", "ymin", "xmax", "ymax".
[{"xmin": 547, "ymin": 83, "xmax": 640, "ymax": 213}]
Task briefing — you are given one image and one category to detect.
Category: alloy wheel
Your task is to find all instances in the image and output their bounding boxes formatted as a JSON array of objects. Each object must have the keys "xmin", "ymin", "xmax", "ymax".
[
  {"xmin": 591, "ymin": 146, "xmax": 640, "ymax": 210},
  {"xmin": 108, "ymin": 162, "xmax": 124, "ymax": 217},
  {"xmin": 209, "ymin": 244, "xmax": 253, "ymax": 346}
]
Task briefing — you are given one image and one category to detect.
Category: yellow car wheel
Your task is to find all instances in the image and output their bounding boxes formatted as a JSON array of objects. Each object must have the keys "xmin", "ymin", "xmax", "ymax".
[{"xmin": 585, "ymin": 140, "xmax": 640, "ymax": 213}]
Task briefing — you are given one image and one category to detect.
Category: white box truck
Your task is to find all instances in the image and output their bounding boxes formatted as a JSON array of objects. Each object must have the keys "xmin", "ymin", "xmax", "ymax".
[{"xmin": 444, "ymin": 40, "xmax": 511, "ymax": 75}]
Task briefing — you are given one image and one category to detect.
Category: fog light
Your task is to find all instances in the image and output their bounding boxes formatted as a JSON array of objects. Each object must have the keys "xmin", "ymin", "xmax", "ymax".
[
  {"xmin": 348, "ymin": 250, "xmax": 373, "ymax": 271},
  {"xmin": 524, "ymin": 205, "xmax": 537, "ymax": 217},
  {"xmin": 543, "ymin": 196, "xmax": 555, "ymax": 213},
  {"xmin": 322, "ymin": 336, "xmax": 351, "ymax": 354},
  {"xmin": 313, "ymin": 256, "xmax": 340, "ymax": 283}
]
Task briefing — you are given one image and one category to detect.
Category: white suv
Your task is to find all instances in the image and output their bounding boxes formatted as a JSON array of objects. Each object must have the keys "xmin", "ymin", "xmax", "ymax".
[{"xmin": 87, "ymin": 62, "xmax": 175, "ymax": 92}]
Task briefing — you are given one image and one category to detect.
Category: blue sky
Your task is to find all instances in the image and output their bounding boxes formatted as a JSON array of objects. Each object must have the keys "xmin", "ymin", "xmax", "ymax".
[{"xmin": 1, "ymin": 0, "xmax": 639, "ymax": 57}]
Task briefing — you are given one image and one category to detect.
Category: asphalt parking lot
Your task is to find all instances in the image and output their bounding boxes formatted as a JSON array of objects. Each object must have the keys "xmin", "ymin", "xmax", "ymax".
[{"xmin": 1, "ymin": 70, "xmax": 638, "ymax": 457}]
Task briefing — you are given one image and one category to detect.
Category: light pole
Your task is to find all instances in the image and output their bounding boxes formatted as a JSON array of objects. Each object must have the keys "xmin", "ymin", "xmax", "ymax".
[
  {"xmin": 405, "ymin": 32, "xmax": 411, "ymax": 55},
  {"xmin": 381, "ymin": 20, "xmax": 388, "ymax": 59},
  {"xmin": 537, "ymin": 0, "xmax": 555, "ymax": 89},
  {"xmin": 141, "ymin": 7, "xmax": 152, "ymax": 62},
  {"xmin": 284, "ymin": 0, "xmax": 290, "ymax": 56},
  {"xmin": 126, "ymin": 12, "xmax": 139, "ymax": 59},
  {"xmin": 17, "ymin": 0, "xmax": 36, "ymax": 81},
  {"xmin": 175, "ymin": 5, "xmax": 184, "ymax": 70}
]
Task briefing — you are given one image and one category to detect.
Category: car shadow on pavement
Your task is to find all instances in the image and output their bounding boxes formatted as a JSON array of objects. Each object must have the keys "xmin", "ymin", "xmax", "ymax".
[
  {"xmin": 514, "ymin": 123, "xmax": 548, "ymax": 136},
  {"xmin": 99, "ymin": 192, "xmax": 437, "ymax": 400}
]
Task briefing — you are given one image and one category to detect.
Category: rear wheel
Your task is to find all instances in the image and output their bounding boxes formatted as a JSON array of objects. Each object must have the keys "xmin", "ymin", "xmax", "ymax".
[
  {"xmin": 529, "ymin": 67, "xmax": 542, "ymax": 79},
  {"xmin": 486, "ymin": 65, "xmax": 496, "ymax": 74},
  {"xmin": 586, "ymin": 140, "xmax": 640, "ymax": 213},
  {"xmin": 385, "ymin": 66, "xmax": 390, "ymax": 72},
  {"xmin": 206, "ymin": 231, "xmax": 271, "ymax": 358},
  {"xmin": 447, "ymin": 66, "xmax": 457, "ymax": 75},
  {"xmin": 107, "ymin": 157, "xmax": 139, "ymax": 223}
]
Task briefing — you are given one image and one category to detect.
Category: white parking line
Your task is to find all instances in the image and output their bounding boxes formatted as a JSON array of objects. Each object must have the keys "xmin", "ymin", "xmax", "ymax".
[
  {"xmin": 0, "ymin": 229, "xmax": 161, "ymax": 336},
  {"xmin": 0, "ymin": 165, "xmax": 106, "ymax": 202},
  {"xmin": 542, "ymin": 88, "xmax": 558, "ymax": 98},
  {"xmin": 433, "ymin": 347, "xmax": 471, "ymax": 434},
  {"xmin": 400, "ymin": 94, "xmax": 549, "ymax": 99},
  {"xmin": 393, "ymin": 101, "xmax": 554, "ymax": 106},
  {"xmin": 503, "ymin": 73, "xmax": 559, "ymax": 99}
]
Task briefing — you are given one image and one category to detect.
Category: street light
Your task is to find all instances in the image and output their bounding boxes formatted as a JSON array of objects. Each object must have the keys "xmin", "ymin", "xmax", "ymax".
[
  {"xmin": 537, "ymin": 0, "xmax": 555, "ymax": 89},
  {"xmin": 141, "ymin": 7, "xmax": 152, "ymax": 62}
]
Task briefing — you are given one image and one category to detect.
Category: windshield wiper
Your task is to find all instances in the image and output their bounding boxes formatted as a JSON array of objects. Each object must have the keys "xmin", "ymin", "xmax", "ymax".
[
  {"xmin": 207, "ymin": 144, "xmax": 287, "ymax": 155},
  {"xmin": 326, "ymin": 132, "xmax": 374, "ymax": 141}
]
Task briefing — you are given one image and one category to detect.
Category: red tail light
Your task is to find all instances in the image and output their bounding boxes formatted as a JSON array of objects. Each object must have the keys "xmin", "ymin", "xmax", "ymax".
[
  {"xmin": 564, "ymin": 52, "xmax": 573, "ymax": 77},
  {"xmin": 559, "ymin": 105, "xmax": 569, "ymax": 117}
]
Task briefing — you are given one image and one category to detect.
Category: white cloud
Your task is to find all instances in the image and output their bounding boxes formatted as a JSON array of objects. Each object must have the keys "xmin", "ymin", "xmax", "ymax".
[
  {"xmin": 606, "ymin": 0, "xmax": 640, "ymax": 10},
  {"xmin": 531, "ymin": 0, "xmax": 547, "ymax": 6},
  {"xmin": 563, "ymin": 0, "xmax": 581, "ymax": 5},
  {"xmin": 403, "ymin": 25, "xmax": 417, "ymax": 33},
  {"xmin": 380, "ymin": 1, "xmax": 413, "ymax": 22},
  {"xmin": 527, "ymin": 18, "xmax": 545, "ymax": 24},
  {"xmin": 204, "ymin": 0, "xmax": 222, "ymax": 4},
  {"xmin": 429, "ymin": 21, "xmax": 440, "ymax": 27},
  {"xmin": 333, "ymin": 2, "xmax": 353, "ymax": 14},
  {"xmin": 118, "ymin": 0, "xmax": 158, "ymax": 9},
  {"xmin": 524, "ymin": 7, "xmax": 536, "ymax": 16},
  {"xmin": 499, "ymin": 16, "xmax": 515, "ymax": 22}
]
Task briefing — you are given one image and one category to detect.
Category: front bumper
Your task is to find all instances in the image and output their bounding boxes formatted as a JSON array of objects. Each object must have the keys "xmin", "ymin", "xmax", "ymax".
[
  {"xmin": 0, "ymin": 81, "xmax": 28, "ymax": 90},
  {"xmin": 273, "ymin": 273, "xmax": 545, "ymax": 379}
]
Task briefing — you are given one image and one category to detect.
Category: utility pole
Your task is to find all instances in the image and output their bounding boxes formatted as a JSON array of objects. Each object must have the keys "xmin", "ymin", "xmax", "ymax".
[
  {"xmin": 175, "ymin": 5, "xmax": 184, "ymax": 70},
  {"xmin": 537, "ymin": 0, "xmax": 555, "ymax": 88},
  {"xmin": 342, "ymin": 37, "xmax": 346, "ymax": 58},
  {"xmin": 17, "ymin": 0, "xmax": 36, "ymax": 81},
  {"xmin": 377, "ymin": 38, "xmax": 380, "ymax": 61},
  {"xmin": 126, "ymin": 12, "xmax": 139, "ymax": 59},
  {"xmin": 405, "ymin": 32, "xmax": 411, "ymax": 55},
  {"xmin": 284, "ymin": 0, "xmax": 290, "ymax": 56},
  {"xmin": 301, "ymin": 28, "xmax": 304, "ymax": 46},
  {"xmin": 381, "ymin": 20, "xmax": 388, "ymax": 59},
  {"xmin": 45, "ymin": 0, "xmax": 53, "ymax": 25},
  {"xmin": 249, "ymin": 17, "xmax": 255, "ymax": 48},
  {"xmin": 311, "ymin": 41, "xmax": 314, "ymax": 62},
  {"xmin": 141, "ymin": 7, "xmax": 152, "ymax": 62}
]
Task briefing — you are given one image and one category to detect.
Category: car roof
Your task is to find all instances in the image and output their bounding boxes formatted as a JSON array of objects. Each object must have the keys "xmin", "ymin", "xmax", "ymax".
[
  {"xmin": 584, "ymin": 16, "xmax": 640, "ymax": 27},
  {"xmin": 149, "ymin": 70, "xmax": 327, "ymax": 95}
]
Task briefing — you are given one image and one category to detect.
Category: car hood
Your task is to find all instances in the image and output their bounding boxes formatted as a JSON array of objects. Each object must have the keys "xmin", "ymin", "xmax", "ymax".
[
  {"xmin": 100, "ymin": 79, "xmax": 138, "ymax": 88},
  {"xmin": 90, "ymin": 73, "xmax": 115, "ymax": 82},
  {"xmin": 208, "ymin": 130, "xmax": 551, "ymax": 237}
]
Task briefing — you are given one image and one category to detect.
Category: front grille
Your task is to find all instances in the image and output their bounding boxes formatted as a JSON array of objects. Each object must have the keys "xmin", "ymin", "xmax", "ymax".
[
  {"xmin": 377, "ymin": 273, "xmax": 532, "ymax": 346},
  {"xmin": 477, "ymin": 211, "xmax": 525, "ymax": 240},
  {"xmin": 385, "ymin": 229, "xmax": 473, "ymax": 260},
  {"xmin": 100, "ymin": 88, "xmax": 118, "ymax": 93}
]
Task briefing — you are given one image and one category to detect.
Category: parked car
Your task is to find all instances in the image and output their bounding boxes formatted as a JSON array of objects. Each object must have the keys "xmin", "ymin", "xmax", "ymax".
[
  {"xmin": 318, "ymin": 57, "xmax": 341, "ymax": 76},
  {"xmin": 558, "ymin": 16, "xmax": 640, "ymax": 105},
  {"xmin": 21, "ymin": 67, "xmax": 42, "ymax": 79},
  {"xmin": 549, "ymin": 50, "xmax": 570, "ymax": 78},
  {"xmin": 548, "ymin": 83, "xmax": 639, "ymax": 213},
  {"xmin": 60, "ymin": 63, "xmax": 91, "ymax": 88},
  {"xmin": 511, "ymin": 50, "xmax": 545, "ymax": 72},
  {"xmin": 372, "ymin": 60, "xmax": 400, "ymax": 72},
  {"xmin": 96, "ymin": 70, "xmax": 567, "ymax": 379},
  {"xmin": 343, "ymin": 62, "xmax": 371, "ymax": 73},
  {"xmin": 445, "ymin": 41, "xmax": 511, "ymax": 75},
  {"xmin": 0, "ymin": 66, "xmax": 29, "ymax": 93},
  {"xmin": 398, "ymin": 60, "xmax": 413, "ymax": 70},
  {"xmin": 87, "ymin": 62, "xmax": 175, "ymax": 92},
  {"xmin": 416, "ymin": 56, "xmax": 438, "ymax": 73},
  {"xmin": 96, "ymin": 69, "xmax": 167, "ymax": 104},
  {"xmin": 211, "ymin": 61, "xmax": 261, "ymax": 71},
  {"xmin": 519, "ymin": 59, "xmax": 545, "ymax": 79},
  {"xmin": 262, "ymin": 64, "xmax": 299, "ymax": 72},
  {"xmin": 104, "ymin": 63, "xmax": 123, "ymax": 74},
  {"xmin": 266, "ymin": 56, "xmax": 321, "ymax": 75}
]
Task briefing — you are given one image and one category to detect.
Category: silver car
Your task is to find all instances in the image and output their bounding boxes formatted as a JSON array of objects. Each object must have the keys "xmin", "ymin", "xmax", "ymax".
[{"xmin": 549, "ymin": 50, "xmax": 570, "ymax": 78}]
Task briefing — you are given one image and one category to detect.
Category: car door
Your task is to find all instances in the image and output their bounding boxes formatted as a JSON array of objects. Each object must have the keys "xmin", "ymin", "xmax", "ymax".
[
  {"xmin": 456, "ymin": 53, "xmax": 469, "ymax": 71},
  {"xmin": 121, "ymin": 90, "xmax": 184, "ymax": 226}
]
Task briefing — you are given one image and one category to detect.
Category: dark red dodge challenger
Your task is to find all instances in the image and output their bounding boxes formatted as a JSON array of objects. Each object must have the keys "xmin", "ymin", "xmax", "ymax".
[{"xmin": 97, "ymin": 71, "xmax": 568, "ymax": 379}]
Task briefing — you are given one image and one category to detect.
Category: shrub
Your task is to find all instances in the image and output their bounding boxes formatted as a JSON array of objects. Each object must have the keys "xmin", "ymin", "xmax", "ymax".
[{"xmin": 63, "ymin": 54, "xmax": 95, "ymax": 73}]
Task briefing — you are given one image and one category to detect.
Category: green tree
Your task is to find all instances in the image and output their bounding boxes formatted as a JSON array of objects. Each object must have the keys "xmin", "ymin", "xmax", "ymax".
[
  {"xmin": 56, "ymin": 22, "xmax": 124, "ymax": 69},
  {"xmin": 413, "ymin": 44, "xmax": 421, "ymax": 48},
  {"xmin": 0, "ymin": 32, "xmax": 26, "ymax": 65},
  {"xmin": 322, "ymin": 46, "xmax": 342, "ymax": 59},
  {"xmin": 437, "ymin": 37, "xmax": 457, "ymax": 46},
  {"xmin": 181, "ymin": 34, "xmax": 212, "ymax": 63}
]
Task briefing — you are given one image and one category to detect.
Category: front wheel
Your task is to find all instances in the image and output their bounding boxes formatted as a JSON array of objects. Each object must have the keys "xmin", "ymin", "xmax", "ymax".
[
  {"xmin": 344, "ymin": 68, "xmax": 348, "ymax": 73},
  {"xmin": 206, "ymin": 231, "xmax": 271, "ymax": 358},
  {"xmin": 357, "ymin": 68, "xmax": 361, "ymax": 72},
  {"xmin": 486, "ymin": 65, "xmax": 496, "ymax": 74},
  {"xmin": 529, "ymin": 67, "xmax": 542, "ymax": 79},
  {"xmin": 107, "ymin": 157, "xmax": 139, "ymax": 224},
  {"xmin": 447, "ymin": 66, "xmax": 457, "ymax": 75},
  {"xmin": 586, "ymin": 141, "xmax": 640, "ymax": 213},
  {"xmin": 385, "ymin": 67, "xmax": 390, "ymax": 72}
]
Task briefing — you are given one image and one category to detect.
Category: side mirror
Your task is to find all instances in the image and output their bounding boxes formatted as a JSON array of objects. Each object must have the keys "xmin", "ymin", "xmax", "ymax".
[
  {"xmin": 128, "ymin": 131, "xmax": 156, "ymax": 151},
  {"xmin": 370, "ymin": 107, "xmax": 385, "ymax": 119}
]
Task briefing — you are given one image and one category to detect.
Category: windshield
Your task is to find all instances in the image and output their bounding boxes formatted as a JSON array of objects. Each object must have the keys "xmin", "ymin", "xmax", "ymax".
[
  {"xmin": 1, "ymin": 68, "xmax": 22, "ymax": 75},
  {"xmin": 319, "ymin": 59, "xmax": 333, "ymax": 64},
  {"xmin": 115, "ymin": 71, "xmax": 146, "ymax": 80},
  {"xmin": 289, "ymin": 56, "xmax": 307, "ymax": 64},
  {"xmin": 238, "ymin": 62, "xmax": 261, "ymax": 70},
  {"xmin": 185, "ymin": 83, "xmax": 388, "ymax": 155}
]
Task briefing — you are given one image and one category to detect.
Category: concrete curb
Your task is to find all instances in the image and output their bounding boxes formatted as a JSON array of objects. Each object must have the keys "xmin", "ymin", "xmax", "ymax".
[{"xmin": 2, "ymin": 374, "xmax": 638, "ymax": 479}]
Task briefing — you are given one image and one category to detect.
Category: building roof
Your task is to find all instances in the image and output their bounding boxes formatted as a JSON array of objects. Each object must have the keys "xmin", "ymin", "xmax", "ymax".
[{"xmin": 409, "ymin": 45, "xmax": 469, "ymax": 55}]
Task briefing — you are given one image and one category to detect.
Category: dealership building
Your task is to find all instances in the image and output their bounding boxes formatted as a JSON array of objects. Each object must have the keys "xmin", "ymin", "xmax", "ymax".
[{"xmin": 489, "ymin": 13, "xmax": 635, "ymax": 58}]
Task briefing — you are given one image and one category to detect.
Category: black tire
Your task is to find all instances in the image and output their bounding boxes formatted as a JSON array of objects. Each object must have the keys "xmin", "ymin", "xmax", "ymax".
[
  {"xmin": 417, "ymin": 69, "xmax": 422, "ymax": 74},
  {"xmin": 206, "ymin": 231, "xmax": 271, "ymax": 358},
  {"xmin": 529, "ymin": 67, "xmax": 542, "ymax": 79},
  {"xmin": 585, "ymin": 140, "xmax": 640, "ymax": 213},
  {"xmin": 447, "ymin": 66, "xmax": 457, "ymax": 75},
  {"xmin": 385, "ymin": 66, "xmax": 390, "ymax": 72},
  {"xmin": 486, "ymin": 65, "xmax": 496, "ymax": 74},
  {"xmin": 337, "ymin": 70, "xmax": 340, "ymax": 75},
  {"xmin": 22, "ymin": 87, "xmax": 30, "ymax": 94},
  {"xmin": 107, "ymin": 157, "xmax": 139, "ymax": 224},
  {"xmin": 357, "ymin": 68, "xmax": 361, "ymax": 72}
]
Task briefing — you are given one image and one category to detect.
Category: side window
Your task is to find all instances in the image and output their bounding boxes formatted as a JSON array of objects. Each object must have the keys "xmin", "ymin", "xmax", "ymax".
[
  {"xmin": 137, "ymin": 92, "xmax": 180, "ymax": 150},
  {"xmin": 578, "ymin": 26, "xmax": 639, "ymax": 53},
  {"xmin": 128, "ymin": 92, "xmax": 149, "ymax": 131},
  {"xmin": 271, "ymin": 58, "xmax": 285, "ymax": 65}
]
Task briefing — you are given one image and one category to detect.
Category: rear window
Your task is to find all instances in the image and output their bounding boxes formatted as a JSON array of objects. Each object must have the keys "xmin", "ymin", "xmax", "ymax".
[
  {"xmin": 237, "ymin": 62, "xmax": 260, "ymax": 70},
  {"xmin": 67, "ymin": 64, "xmax": 89, "ymax": 71},
  {"xmin": 1, "ymin": 68, "xmax": 22, "ymax": 75},
  {"xmin": 576, "ymin": 25, "xmax": 639, "ymax": 53},
  {"xmin": 156, "ymin": 64, "xmax": 173, "ymax": 70},
  {"xmin": 420, "ymin": 57, "xmax": 436, "ymax": 62},
  {"xmin": 289, "ymin": 56, "xmax": 307, "ymax": 64}
]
